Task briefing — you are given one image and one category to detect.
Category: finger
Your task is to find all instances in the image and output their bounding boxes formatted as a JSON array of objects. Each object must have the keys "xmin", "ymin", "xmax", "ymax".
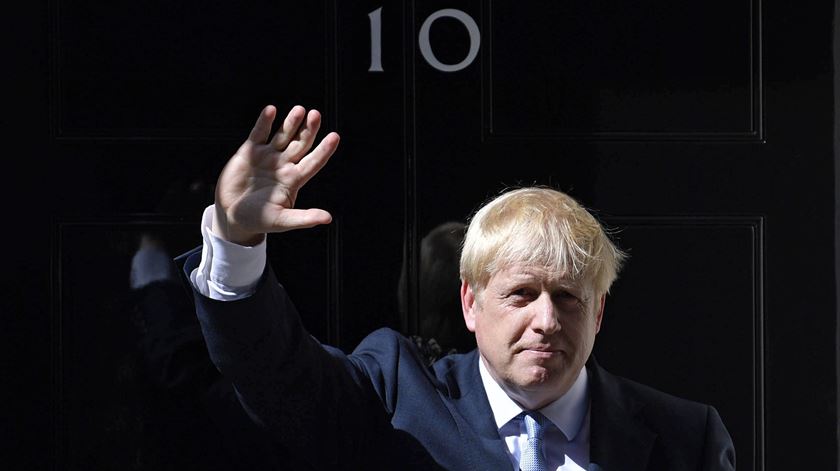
[
  {"xmin": 265, "ymin": 207, "xmax": 332, "ymax": 232},
  {"xmin": 247, "ymin": 105, "xmax": 277, "ymax": 144},
  {"xmin": 284, "ymin": 109, "xmax": 322, "ymax": 162},
  {"xmin": 296, "ymin": 132, "xmax": 340, "ymax": 184},
  {"xmin": 270, "ymin": 105, "xmax": 306, "ymax": 151}
]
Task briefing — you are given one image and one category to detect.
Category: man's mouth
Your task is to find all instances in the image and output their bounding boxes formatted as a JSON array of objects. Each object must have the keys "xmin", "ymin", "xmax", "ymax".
[{"xmin": 520, "ymin": 346, "xmax": 562, "ymax": 357}]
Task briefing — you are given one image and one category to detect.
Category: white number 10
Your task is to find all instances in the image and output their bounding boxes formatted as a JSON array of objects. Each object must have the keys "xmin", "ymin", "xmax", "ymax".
[{"xmin": 368, "ymin": 7, "xmax": 481, "ymax": 73}]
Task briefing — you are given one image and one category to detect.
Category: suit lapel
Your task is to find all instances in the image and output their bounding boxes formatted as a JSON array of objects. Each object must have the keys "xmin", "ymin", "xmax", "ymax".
[
  {"xmin": 443, "ymin": 351, "xmax": 513, "ymax": 470},
  {"xmin": 587, "ymin": 357, "xmax": 657, "ymax": 471}
]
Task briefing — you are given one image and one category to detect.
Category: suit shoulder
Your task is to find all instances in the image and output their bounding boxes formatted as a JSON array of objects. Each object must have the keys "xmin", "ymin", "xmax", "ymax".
[
  {"xmin": 351, "ymin": 329, "xmax": 475, "ymax": 389},
  {"xmin": 351, "ymin": 328, "xmax": 433, "ymax": 373},
  {"xmin": 354, "ymin": 327, "xmax": 414, "ymax": 353},
  {"xmin": 615, "ymin": 376, "xmax": 706, "ymax": 411},
  {"xmin": 593, "ymin": 364, "xmax": 717, "ymax": 435},
  {"xmin": 614, "ymin": 373, "xmax": 710, "ymax": 415},
  {"xmin": 592, "ymin": 366, "xmax": 735, "ymax": 469},
  {"xmin": 354, "ymin": 329, "xmax": 471, "ymax": 368}
]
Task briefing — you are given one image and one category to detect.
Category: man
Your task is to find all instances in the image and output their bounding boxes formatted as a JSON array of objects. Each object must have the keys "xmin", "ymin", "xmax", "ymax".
[{"xmin": 181, "ymin": 104, "xmax": 736, "ymax": 470}]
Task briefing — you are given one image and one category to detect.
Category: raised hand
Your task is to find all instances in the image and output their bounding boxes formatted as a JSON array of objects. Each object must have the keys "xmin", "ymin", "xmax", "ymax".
[{"xmin": 212, "ymin": 105, "xmax": 340, "ymax": 245}]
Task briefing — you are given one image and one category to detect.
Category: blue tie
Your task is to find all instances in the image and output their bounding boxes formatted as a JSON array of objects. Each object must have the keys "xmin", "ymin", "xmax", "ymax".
[{"xmin": 520, "ymin": 411, "xmax": 549, "ymax": 471}]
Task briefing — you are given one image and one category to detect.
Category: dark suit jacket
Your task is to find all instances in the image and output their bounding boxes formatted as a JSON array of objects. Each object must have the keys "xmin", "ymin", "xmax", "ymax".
[{"xmin": 183, "ymin": 249, "xmax": 735, "ymax": 471}]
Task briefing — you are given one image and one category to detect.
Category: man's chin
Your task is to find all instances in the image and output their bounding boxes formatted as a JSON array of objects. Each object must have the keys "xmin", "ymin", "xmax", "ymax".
[
  {"xmin": 515, "ymin": 366, "xmax": 564, "ymax": 389},
  {"xmin": 510, "ymin": 364, "xmax": 576, "ymax": 394},
  {"xmin": 519, "ymin": 353, "xmax": 567, "ymax": 374}
]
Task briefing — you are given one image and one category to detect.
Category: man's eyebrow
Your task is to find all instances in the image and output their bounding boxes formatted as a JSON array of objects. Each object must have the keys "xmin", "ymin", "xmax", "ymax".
[
  {"xmin": 503, "ymin": 272, "xmax": 542, "ymax": 282},
  {"xmin": 504, "ymin": 270, "xmax": 580, "ymax": 288}
]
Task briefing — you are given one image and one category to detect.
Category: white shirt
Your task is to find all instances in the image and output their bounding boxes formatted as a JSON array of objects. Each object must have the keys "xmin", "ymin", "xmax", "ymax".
[
  {"xmin": 479, "ymin": 359, "xmax": 591, "ymax": 470},
  {"xmin": 192, "ymin": 204, "xmax": 591, "ymax": 469}
]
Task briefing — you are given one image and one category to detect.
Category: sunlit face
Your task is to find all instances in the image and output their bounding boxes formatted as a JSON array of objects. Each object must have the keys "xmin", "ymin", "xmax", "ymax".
[{"xmin": 461, "ymin": 264, "xmax": 605, "ymax": 410}]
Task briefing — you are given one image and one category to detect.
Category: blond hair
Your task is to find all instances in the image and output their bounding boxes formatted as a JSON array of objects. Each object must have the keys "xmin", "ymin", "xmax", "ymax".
[{"xmin": 459, "ymin": 187, "xmax": 626, "ymax": 295}]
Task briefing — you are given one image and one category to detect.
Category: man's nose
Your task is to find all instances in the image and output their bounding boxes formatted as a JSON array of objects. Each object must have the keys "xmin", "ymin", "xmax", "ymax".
[{"xmin": 531, "ymin": 293, "xmax": 560, "ymax": 334}]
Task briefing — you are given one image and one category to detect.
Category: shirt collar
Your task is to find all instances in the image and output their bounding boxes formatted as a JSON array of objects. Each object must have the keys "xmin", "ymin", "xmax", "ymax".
[{"xmin": 478, "ymin": 356, "xmax": 589, "ymax": 441}]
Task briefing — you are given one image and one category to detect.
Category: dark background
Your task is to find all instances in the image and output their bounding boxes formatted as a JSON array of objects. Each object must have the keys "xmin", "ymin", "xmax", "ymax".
[{"xmin": 4, "ymin": 0, "xmax": 838, "ymax": 469}]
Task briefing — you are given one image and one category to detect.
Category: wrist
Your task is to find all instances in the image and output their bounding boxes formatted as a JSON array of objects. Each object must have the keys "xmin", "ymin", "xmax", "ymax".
[{"xmin": 211, "ymin": 206, "xmax": 265, "ymax": 246}]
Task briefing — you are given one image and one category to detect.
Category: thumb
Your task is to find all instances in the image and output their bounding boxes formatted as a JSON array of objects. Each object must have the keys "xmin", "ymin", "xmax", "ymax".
[{"xmin": 268, "ymin": 207, "xmax": 333, "ymax": 232}]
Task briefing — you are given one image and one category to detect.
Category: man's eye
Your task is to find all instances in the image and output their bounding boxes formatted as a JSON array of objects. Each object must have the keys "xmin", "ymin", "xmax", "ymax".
[
  {"xmin": 510, "ymin": 288, "xmax": 533, "ymax": 299},
  {"xmin": 554, "ymin": 291, "xmax": 579, "ymax": 303}
]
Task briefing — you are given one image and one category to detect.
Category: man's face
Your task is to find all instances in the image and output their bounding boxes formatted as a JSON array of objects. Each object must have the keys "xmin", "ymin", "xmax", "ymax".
[{"xmin": 461, "ymin": 263, "xmax": 605, "ymax": 410}]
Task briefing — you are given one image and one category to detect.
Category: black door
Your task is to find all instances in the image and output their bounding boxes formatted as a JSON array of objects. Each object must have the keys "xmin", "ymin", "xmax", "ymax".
[{"xmin": 5, "ymin": 0, "xmax": 837, "ymax": 469}]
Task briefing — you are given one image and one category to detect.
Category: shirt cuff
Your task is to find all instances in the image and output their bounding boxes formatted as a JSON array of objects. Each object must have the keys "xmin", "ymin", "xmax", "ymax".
[{"xmin": 190, "ymin": 204, "xmax": 267, "ymax": 301}]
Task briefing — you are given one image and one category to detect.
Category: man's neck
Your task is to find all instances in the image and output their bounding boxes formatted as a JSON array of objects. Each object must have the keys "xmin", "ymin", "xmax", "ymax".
[{"xmin": 478, "ymin": 356, "xmax": 589, "ymax": 437}]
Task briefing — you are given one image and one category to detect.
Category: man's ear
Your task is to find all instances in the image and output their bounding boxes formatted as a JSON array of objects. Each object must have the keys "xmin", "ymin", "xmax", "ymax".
[
  {"xmin": 461, "ymin": 280, "xmax": 478, "ymax": 332},
  {"xmin": 594, "ymin": 293, "xmax": 606, "ymax": 334}
]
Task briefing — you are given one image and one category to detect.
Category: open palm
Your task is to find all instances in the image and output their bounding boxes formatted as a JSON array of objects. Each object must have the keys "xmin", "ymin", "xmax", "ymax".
[{"xmin": 212, "ymin": 105, "xmax": 340, "ymax": 245}]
